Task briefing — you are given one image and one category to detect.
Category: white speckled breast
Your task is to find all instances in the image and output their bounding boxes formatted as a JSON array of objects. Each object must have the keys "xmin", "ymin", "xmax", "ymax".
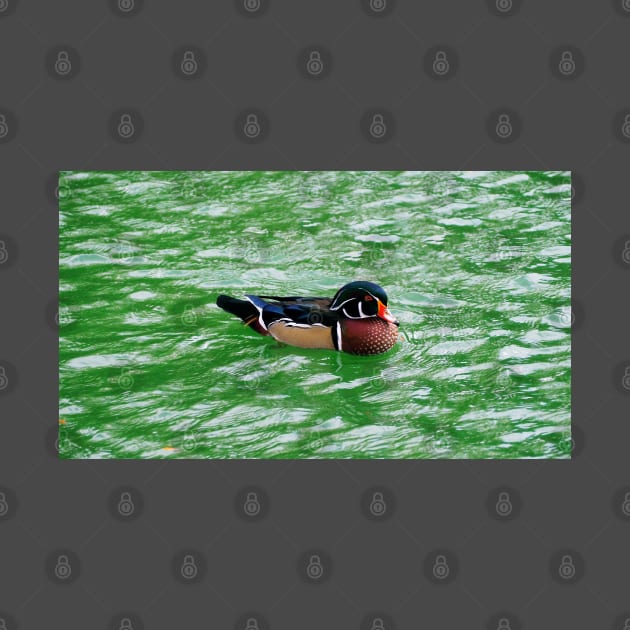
[{"xmin": 340, "ymin": 318, "xmax": 399, "ymax": 355}]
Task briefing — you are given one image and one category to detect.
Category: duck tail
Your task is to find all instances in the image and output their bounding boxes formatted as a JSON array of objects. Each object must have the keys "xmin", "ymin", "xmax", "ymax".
[{"xmin": 216, "ymin": 295, "xmax": 268, "ymax": 336}]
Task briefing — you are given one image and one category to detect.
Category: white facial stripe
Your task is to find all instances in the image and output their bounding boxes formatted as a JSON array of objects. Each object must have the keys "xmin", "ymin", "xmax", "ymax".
[
  {"xmin": 342, "ymin": 307, "xmax": 372, "ymax": 319},
  {"xmin": 329, "ymin": 297, "xmax": 355, "ymax": 311}
]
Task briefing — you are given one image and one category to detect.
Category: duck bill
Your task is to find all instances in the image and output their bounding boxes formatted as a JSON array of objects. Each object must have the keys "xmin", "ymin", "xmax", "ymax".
[{"xmin": 377, "ymin": 300, "xmax": 398, "ymax": 325}]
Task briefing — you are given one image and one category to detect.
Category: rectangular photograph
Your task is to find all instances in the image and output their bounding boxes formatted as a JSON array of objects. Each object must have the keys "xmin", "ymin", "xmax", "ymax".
[{"xmin": 58, "ymin": 170, "xmax": 571, "ymax": 459}]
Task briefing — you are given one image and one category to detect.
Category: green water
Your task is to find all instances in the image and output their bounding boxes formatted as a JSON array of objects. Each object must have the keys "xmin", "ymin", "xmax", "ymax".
[{"xmin": 59, "ymin": 170, "xmax": 571, "ymax": 459}]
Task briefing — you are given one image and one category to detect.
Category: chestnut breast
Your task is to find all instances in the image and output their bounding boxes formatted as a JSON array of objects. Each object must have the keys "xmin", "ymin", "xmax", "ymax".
[{"xmin": 340, "ymin": 318, "xmax": 399, "ymax": 355}]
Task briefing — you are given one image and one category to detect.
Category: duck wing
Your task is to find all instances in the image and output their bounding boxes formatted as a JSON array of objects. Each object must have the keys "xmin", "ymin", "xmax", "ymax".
[{"xmin": 246, "ymin": 295, "xmax": 338, "ymax": 328}]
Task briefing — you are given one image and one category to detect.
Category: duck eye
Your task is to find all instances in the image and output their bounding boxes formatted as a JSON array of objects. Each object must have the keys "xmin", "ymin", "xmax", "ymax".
[{"xmin": 364, "ymin": 295, "xmax": 373, "ymax": 301}]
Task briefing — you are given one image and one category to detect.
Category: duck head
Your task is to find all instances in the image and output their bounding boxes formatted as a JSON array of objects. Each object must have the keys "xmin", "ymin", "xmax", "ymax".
[{"xmin": 329, "ymin": 281, "xmax": 399, "ymax": 325}]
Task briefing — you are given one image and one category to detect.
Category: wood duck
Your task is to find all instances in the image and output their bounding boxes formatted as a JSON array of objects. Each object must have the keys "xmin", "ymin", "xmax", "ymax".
[{"xmin": 216, "ymin": 281, "xmax": 400, "ymax": 355}]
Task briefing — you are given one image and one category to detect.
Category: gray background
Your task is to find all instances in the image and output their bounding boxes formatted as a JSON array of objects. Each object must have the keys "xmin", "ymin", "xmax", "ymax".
[{"xmin": 1, "ymin": 0, "xmax": 629, "ymax": 628}]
